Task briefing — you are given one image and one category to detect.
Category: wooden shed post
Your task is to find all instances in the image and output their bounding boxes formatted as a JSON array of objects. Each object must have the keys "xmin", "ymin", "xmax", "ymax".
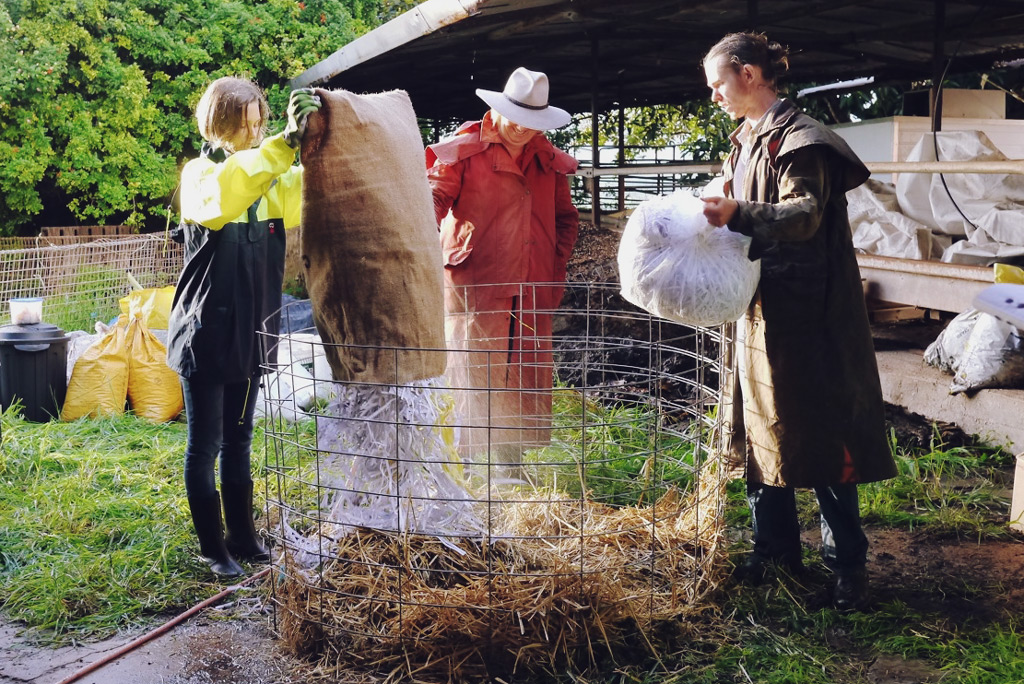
[
  {"xmin": 930, "ymin": 0, "xmax": 946, "ymax": 130},
  {"xmin": 591, "ymin": 37, "xmax": 601, "ymax": 231}
]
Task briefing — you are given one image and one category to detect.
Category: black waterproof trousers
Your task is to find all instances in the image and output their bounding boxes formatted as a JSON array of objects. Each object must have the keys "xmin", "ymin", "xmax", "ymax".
[
  {"xmin": 747, "ymin": 482, "xmax": 868, "ymax": 572},
  {"xmin": 181, "ymin": 376, "xmax": 259, "ymax": 498}
]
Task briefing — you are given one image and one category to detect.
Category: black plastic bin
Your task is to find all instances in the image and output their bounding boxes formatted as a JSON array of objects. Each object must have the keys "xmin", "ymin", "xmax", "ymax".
[{"xmin": 0, "ymin": 322, "xmax": 69, "ymax": 422}]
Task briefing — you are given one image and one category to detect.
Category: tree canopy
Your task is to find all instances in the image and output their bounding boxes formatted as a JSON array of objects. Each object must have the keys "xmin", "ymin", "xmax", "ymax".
[
  {"xmin": 3, "ymin": 0, "xmax": 1018, "ymax": 236},
  {"xmin": 0, "ymin": 0, "xmax": 402, "ymax": 235}
]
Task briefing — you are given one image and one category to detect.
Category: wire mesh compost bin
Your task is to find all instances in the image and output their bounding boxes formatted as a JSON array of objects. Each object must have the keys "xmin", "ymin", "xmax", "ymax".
[{"xmin": 259, "ymin": 282, "xmax": 730, "ymax": 679}]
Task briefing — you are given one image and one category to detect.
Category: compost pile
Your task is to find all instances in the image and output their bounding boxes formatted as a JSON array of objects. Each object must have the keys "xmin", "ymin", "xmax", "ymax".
[
  {"xmin": 280, "ymin": 88, "xmax": 730, "ymax": 679},
  {"xmin": 275, "ymin": 466, "xmax": 726, "ymax": 680}
]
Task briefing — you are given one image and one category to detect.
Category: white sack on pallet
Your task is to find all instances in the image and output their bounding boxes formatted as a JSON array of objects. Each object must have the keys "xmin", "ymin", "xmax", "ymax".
[
  {"xmin": 923, "ymin": 308, "xmax": 1024, "ymax": 394},
  {"xmin": 895, "ymin": 130, "xmax": 1024, "ymax": 265},
  {"xmin": 257, "ymin": 362, "xmax": 317, "ymax": 423},
  {"xmin": 256, "ymin": 332, "xmax": 335, "ymax": 422},
  {"xmin": 848, "ymin": 179, "xmax": 949, "ymax": 260},
  {"xmin": 951, "ymin": 313, "xmax": 1024, "ymax": 394},
  {"xmin": 923, "ymin": 308, "xmax": 978, "ymax": 373},
  {"xmin": 617, "ymin": 190, "xmax": 760, "ymax": 327}
]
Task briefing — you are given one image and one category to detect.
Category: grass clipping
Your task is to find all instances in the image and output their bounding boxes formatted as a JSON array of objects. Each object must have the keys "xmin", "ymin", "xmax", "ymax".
[{"xmin": 276, "ymin": 467, "xmax": 725, "ymax": 679}]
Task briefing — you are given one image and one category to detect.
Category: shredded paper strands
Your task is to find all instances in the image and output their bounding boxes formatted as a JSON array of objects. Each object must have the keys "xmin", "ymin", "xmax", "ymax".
[
  {"xmin": 618, "ymin": 190, "xmax": 760, "ymax": 326},
  {"xmin": 283, "ymin": 379, "xmax": 484, "ymax": 565}
]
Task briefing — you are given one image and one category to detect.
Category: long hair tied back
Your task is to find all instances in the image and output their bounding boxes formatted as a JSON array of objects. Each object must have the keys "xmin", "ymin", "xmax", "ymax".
[{"xmin": 704, "ymin": 32, "xmax": 790, "ymax": 90}]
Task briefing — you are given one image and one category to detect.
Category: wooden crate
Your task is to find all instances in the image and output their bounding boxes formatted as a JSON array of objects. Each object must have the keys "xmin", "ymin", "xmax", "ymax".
[{"xmin": 40, "ymin": 225, "xmax": 134, "ymax": 238}]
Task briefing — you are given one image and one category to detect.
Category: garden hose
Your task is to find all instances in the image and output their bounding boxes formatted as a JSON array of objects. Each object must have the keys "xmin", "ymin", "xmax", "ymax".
[{"xmin": 55, "ymin": 567, "xmax": 272, "ymax": 684}]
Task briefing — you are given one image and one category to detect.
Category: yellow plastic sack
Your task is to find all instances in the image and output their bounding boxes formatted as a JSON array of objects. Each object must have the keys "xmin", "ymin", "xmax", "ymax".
[
  {"xmin": 62, "ymin": 315, "xmax": 130, "ymax": 420},
  {"xmin": 126, "ymin": 316, "xmax": 183, "ymax": 422},
  {"xmin": 994, "ymin": 264, "xmax": 1024, "ymax": 285},
  {"xmin": 119, "ymin": 286, "xmax": 175, "ymax": 330}
]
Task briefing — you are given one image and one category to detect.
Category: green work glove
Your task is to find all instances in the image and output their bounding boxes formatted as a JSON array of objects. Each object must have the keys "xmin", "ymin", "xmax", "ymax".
[{"xmin": 283, "ymin": 88, "xmax": 321, "ymax": 148}]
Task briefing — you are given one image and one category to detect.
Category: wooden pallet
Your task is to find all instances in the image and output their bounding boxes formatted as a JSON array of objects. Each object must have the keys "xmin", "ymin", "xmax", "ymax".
[{"xmin": 866, "ymin": 299, "xmax": 940, "ymax": 323}]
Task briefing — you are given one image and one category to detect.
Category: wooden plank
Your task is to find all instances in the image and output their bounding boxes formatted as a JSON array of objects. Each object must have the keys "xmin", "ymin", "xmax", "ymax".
[
  {"xmin": 858, "ymin": 254, "xmax": 991, "ymax": 314},
  {"xmin": 876, "ymin": 348, "xmax": 1024, "ymax": 454},
  {"xmin": 39, "ymin": 225, "xmax": 133, "ymax": 238},
  {"xmin": 867, "ymin": 301, "xmax": 927, "ymax": 322}
]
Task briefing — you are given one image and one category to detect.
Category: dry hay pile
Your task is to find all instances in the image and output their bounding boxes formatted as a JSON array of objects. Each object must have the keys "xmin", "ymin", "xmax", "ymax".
[{"xmin": 275, "ymin": 468, "xmax": 726, "ymax": 681}]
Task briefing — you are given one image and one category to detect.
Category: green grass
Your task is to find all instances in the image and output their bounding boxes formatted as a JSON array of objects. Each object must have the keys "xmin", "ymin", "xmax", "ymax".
[
  {"xmin": 937, "ymin": 624, "xmax": 1024, "ymax": 683},
  {"xmin": 531, "ymin": 388, "xmax": 708, "ymax": 506},
  {"xmin": 0, "ymin": 406, "xmax": 234, "ymax": 637},
  {"xmin": 859, "ymin": 430, "xmax": 1015, "ymax": 537},
  {"xmin": 670, "ymin": 580, "xmax": 1024, "ymax": 684},
  {"xmin": 2, "ymin": 399, "xmax": 1022, "ymax": 684}
]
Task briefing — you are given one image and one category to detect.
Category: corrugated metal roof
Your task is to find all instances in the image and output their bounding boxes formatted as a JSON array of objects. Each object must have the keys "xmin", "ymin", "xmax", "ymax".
[{"xmin": 291, "ymin": 0, "xmax": 1024, "ymax": 121}]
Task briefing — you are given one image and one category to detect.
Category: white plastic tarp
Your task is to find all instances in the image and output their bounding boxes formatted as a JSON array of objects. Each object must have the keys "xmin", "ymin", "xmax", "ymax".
[
  {"xmin": 895, "ymin": 130, "xmax": 1024, "ymax": 264},
  {"xmin": 848, "ymin": 179, "xmax": 948, "ymax": 260},
  {"xmin": 848, "ymin": 130, "xmax": 1024, "ymax": 265}
]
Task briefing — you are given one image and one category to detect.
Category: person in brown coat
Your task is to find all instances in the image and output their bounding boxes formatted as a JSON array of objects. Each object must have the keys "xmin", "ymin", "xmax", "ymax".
[{"xmin": 700, "ymin": 32, "xmax": 898, "ymax": 610}]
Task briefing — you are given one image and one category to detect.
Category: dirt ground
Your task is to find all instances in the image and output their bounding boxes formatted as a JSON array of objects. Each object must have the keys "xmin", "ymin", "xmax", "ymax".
[
  {"xmin": 5, "ymin": 506, "xmax": 1020, "ymax": 684},
  {"xmin": 3, "ymin": 222, "xmax": 1022, "ymax": 683},
  {"xmin": 0, "ymin": 598, "xmax": 306, "ymax": 684}
]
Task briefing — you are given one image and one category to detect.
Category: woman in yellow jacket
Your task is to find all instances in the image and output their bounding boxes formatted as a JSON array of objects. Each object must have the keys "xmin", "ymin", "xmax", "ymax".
[{"xmin": 167, "ymin": 78, "xmax": 319, "ymax": 576}]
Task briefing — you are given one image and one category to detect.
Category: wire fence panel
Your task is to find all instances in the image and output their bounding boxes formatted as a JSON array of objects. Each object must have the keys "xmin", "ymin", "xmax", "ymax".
[
  {"xmin": 261, "ymin": 282, "xmax": 731, "ymax": 680},
  {"xmin": 0, "ymin": 235, "xmax": 182, "ymax": 331}
]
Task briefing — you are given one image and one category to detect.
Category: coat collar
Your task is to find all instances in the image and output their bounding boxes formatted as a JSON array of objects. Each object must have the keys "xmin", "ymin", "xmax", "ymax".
[
  {"xmin": 427, "ymin": 116, "xmax": 577, "ymax": 175},
  {"xmin": 728, "ymin": 99, "xmax": 795, "ymax": 147},
  {"xmin": 725, "ymin": 98, "xmax": 869, "ymax": 192}
]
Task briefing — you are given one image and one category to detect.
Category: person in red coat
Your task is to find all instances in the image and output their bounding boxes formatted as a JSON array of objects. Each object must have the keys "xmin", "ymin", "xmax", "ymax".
[{"xmin": 426, "ymin": 67, "xmax": 579, "ymax": 477}]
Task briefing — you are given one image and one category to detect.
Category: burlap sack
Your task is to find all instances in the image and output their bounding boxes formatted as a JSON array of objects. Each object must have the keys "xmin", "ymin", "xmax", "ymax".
[{"xmin": 300, "ymin": 89, "xmax": 446, "ymax": 384}]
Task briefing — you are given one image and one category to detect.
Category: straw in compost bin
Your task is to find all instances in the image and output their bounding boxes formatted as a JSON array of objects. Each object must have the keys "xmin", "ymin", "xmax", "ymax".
[
  {"xmin": 276, "ymin": 465, "xmax": 726, "ymax": 679},
  {"xmin": 281, "ymin": 379, "xmax": 484, "ymax": 565}
]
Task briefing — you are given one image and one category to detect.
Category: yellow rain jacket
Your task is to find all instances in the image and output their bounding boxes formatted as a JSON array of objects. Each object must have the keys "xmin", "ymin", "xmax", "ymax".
[{"xmin": 167, "ymin": 133, "xmax": 302, "ymax": 382}]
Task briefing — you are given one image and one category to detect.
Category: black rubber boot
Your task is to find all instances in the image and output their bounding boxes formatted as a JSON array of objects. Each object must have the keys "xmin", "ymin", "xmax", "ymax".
[
  {"xmin": 732, "ymin": 552, "xmax": 805, "ymax": 585},
  {"xmin": 222, "ymin": 480, "xmax": 270, "ymax": 563},
  {"xmin": 833, "ymin": 566, "xmax": 869, "ymax": 612},
  {"xmin": 188, "ymin": 492, "xmax": 244, "ymax": 577}
]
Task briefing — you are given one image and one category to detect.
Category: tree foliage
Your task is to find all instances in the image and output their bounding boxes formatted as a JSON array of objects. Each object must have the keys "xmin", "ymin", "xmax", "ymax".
[
  {"xmin": 573, "ymin": 101, "xmax": 734, "ymax": 164},
  {"xmin": 0, "ymin": 0, "xmax": 392, "ymax": 236},
  {"xmin": 794, "ymin": 85, "xmax": 904, "ymax": 125},
  {"xmin": 8, "ymin": 0, "xmax": 1016, "ymax": 237}
]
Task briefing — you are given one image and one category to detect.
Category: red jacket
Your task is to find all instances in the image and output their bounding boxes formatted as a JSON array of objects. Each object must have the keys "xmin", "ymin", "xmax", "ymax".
[{"xmin": 426, "ymin": 115, "xmax": 579, "ymax": 307}]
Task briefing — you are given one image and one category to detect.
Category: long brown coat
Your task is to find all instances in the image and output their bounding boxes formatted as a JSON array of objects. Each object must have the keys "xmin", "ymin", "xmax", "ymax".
[{"xmin": 721, "ymin": 99, "xmax": 897, "ymax": 488}]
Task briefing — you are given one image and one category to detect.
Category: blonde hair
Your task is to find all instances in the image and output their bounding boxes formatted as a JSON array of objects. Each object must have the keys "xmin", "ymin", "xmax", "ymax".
[{"xmin": 195, "ymin": 77, "xmax": 269, "ymax": 152}]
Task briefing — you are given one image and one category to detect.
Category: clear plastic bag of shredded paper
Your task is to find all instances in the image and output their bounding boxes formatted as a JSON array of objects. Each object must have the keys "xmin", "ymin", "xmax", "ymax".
[{"xmin": 617, "ymin": 190, "xmax": 760, "ymax": 326}]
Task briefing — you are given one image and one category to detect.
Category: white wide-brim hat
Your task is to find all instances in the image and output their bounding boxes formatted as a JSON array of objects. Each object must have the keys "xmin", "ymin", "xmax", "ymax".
[{"xmin": 476, "ymin": 67, "xmax": 572, "ymax": 131}]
